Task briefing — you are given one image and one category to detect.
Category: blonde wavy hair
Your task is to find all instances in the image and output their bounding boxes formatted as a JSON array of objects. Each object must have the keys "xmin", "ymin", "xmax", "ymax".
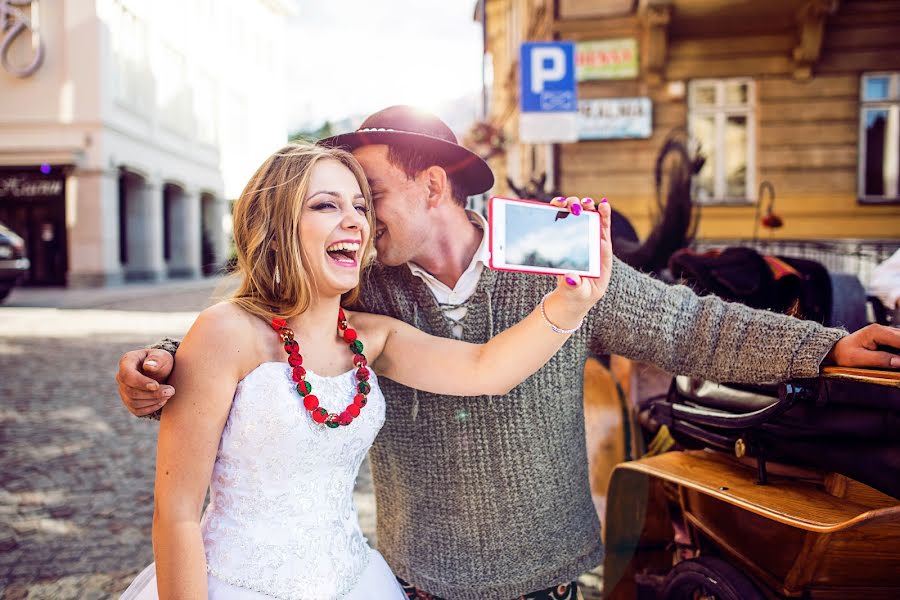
[{"xmin": 229, "ymin": 143, "xmax": 376, "ymax": 321}]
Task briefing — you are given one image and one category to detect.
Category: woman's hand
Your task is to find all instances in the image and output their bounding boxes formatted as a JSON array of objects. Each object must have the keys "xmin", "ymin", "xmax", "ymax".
[{"xmin": 542, "ymin": 196, "xmax": 614, "ymax": 329}]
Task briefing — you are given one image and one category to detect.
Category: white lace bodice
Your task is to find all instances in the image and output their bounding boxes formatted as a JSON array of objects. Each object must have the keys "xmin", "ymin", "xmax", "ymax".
[{"xmin": 200, "ymin": 362, "xmax": 385, "ymax": 600}]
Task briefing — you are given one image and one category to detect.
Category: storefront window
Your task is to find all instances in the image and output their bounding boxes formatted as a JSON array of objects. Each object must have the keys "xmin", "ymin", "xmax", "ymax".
[
  {"xmin": 688, "ymin": 78, "xmax": 756, "ymax": 203},
  {"xmin": 860, "ymin": 73, "xmax": 900, "ymax": 202}
]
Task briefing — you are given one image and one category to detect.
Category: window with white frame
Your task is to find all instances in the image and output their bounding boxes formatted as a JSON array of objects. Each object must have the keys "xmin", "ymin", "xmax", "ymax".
[
  {"xmin": 860, "ymin": 73, "xmax": 900, "ymax": 201},
  {"xmin": 688, "ymin": 78, "xmax": 756, "ymax": 203}
]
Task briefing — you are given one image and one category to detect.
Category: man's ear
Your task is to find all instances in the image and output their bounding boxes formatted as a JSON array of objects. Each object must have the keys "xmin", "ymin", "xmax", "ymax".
[{"xmin": 422, "ymin": 166, "xmax": 449, "ymax": 208}]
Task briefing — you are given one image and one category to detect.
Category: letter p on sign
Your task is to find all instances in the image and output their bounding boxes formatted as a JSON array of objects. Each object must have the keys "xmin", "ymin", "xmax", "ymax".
[{"xmin": 530, "ymin": 47, "xmax": 566, "ymax": 94}]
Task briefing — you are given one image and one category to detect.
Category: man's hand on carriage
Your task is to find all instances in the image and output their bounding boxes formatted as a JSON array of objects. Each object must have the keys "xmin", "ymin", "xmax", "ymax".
[{"xmin": 826, "ymin": 324, "xmax": 900, "ymax": 370}]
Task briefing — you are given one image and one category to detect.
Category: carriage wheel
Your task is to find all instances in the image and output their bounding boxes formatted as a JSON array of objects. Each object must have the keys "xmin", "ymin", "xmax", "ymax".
[{"xmin": 662, "ymin": 556, "xmax": 766, "ymax": 600}]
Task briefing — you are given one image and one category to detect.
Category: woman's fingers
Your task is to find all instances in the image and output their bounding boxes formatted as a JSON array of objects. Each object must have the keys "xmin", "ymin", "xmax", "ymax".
[
  {"xmin": 549, "ymin": 196, "xmax": 601, "ymax": 212},
  {"xmin": 597, "ymin": 198, "xmax": 612, "ymax": 242}
]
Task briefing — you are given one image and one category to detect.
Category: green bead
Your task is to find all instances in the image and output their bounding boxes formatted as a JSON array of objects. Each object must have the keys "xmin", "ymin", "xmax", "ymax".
[
  {"xmin": 358, "ymin": 381, "xmax": 371, "ymax": 395},
  {"xmin": 297, "ymin": 381, "xmax": 312, "ymax": 396},
  {"xmin": 350, "ymin": 340, "xmax": 364, "ymax": 354},
  {"xmin": 325, "ymin": 420, "xmax": 340, "ymax": 429}
]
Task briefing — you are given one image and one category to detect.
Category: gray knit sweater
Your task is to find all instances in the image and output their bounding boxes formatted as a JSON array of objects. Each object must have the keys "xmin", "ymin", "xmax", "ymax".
[{"xmin": 155, "ymin": 257, "xmax": 846, "ymax": 599}]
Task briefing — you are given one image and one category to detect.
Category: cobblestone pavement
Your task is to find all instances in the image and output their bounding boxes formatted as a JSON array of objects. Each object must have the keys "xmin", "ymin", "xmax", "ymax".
[{"xmin": 0, "ymin": 280, "xmax": 601, "ymax": 599}]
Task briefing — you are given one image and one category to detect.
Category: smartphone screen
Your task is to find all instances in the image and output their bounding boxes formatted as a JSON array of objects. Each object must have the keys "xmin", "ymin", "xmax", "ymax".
[{"xmin": 489, "ymin": 197, "xmax": 600, "ymax": 277}]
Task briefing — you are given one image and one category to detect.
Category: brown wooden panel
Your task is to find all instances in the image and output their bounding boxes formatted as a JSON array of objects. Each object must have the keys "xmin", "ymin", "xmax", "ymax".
[
  {"xmin": 654, "ymin": 101, "xmax": 687, "ymax": 129},
  {"xmin": 759, "ymin": 76, "xmax": 858, "ymax": 100},
  {"xmin": 760, "ymin": 146, "xmax": 857, "ymax": 170},
  {"xmin": 666, "ymin": 55, "xmax": 793, "ymax": 80},
  {"xmin": 759, "ymin": 121, "xmax": 858, "ymax": 147},
  {"xmin": 683, "ymin": 492, "xmax": 804, "ymax": 589},
  {"xmin": 563, "ymin": 128, "xmax": 678, "ymax": 154},
  {"xmin": 762, "ymin": 168, "xmax": 856, "ymax": 195},
  {"xmin": 840, "ymin": 0, "xmax": 900, "ymax": 13},
  {"xmin": 818, "ymin": 49, "xmax": 900, "ymax": 73},
  {"xmin": 563, "ymin": 147, "xmax": 659, "ymax": 172},
  {"xmin": 824, "ymin": 26, "xmax": 900, "ymax": 51},
  {"xmin": 829, "ymin": 8, "xmax": 900, "ymax": 27},
  {"xmin": 669, "ymin": 34, "xmax": 795, "ymax": 59},
  {"xmin": 760, "ymin": 99, "xmax": 859, "ymax": 123},
  {"xmin": 620, "ymin": 451, "xmax": 900, "ymax": 532},
  {"xmin": 811, "ymin": 522, "xmax": 900, "ymax": 587},
  {"xmin": 560, "ymin": 170, "xmax": 657, "ymax": 196},
  {"xmin": 578, "ymin": 80, "xmax": 645, "ymax": 99},
  {"xmin": 822, "ymin": 366, "xmax": 900, "ymax": 386},
  {"xmin": 553, "ymin": 15, "xmax": 639, "ymax": 38},
  {"xmin": 558, "ymin": 0, "xmax": 634, "ymax": 19}
]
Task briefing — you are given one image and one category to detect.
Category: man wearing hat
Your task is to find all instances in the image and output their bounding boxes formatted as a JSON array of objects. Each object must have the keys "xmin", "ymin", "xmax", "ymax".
[{"xmin": 117, "ymin": 106, "xmax": 900, "ymax": 599}]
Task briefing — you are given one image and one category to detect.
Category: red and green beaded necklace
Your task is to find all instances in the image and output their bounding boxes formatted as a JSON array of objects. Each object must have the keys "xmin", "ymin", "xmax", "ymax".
[{"xmin": 270, "ymin": 308, "xmax": 371, "ymax": 429}]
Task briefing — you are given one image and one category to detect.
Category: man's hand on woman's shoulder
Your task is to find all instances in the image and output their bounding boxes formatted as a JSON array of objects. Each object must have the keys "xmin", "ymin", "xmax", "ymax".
[{"xmin": 117, "ymin": 346, "xmax": 176, "ymax": 417}]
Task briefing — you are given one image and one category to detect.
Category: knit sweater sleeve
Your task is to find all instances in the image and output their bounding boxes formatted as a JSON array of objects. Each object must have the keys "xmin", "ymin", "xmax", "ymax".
[{"xmin": 587, "ymin": 257, "xmax": 847, "ymax": 384}]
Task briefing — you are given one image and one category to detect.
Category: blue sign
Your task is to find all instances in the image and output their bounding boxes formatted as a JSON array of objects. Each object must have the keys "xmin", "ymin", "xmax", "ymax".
[{"xmin": 520, "ymin": 42, "xmax": 577, "ymax": 113}]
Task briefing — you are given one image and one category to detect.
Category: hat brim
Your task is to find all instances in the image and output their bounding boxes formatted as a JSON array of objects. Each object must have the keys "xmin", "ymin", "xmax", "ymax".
[{"xmin": 320, "ymin": 129, "xmax": 494, "ymax": 197}]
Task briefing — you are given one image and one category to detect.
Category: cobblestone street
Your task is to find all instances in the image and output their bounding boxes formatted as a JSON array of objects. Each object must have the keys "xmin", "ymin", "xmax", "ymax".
[
  {"xmin": 0, "ymin": 279, "xmax": 598, "ymax": 599},
  {"xmin": 0, "ymin": 279, "xmax": 380, "ymax": 599}
]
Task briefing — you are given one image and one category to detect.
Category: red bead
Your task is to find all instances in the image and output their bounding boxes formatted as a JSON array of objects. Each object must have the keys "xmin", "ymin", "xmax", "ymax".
[
  {"xmin": 288, "ymin": 353, "xmax": 303, "ymax": 367},
  {"xmin": 353, "ymin": 354, "xmax": 367, "ymax": 367},
  {"xmin": 271, "ymin": 318, "xmax": 287, "ymax": 330},
  {"xmin": 343, "ymin": 328, "xmax": 358, "ymax": 342},
  {"xmin": 353, "ymin": 394, "xmax": 365, "ymax": 407},
  {"xmin": 356, "ymin": 367, "xmax": 370, "ymax": 381},
  {"xmin": 284, "ymin": 340, "xmax": 299, "ymax": 354},
  {"xmin": 292, "ymin": 366, "xmax": 307, "ymax": 382},
  {"xmin": 312, "ymin": 407, "xmax": 328, "ymax": 423},
  {"xmin": 303, "ymin": 394, "xmax": 319, "ymax": 411},
  {"xmin": 347, "ymin": 404, "xmax": 360, "ymax": 417},
  {"xmin": 338, "ymin": 411, "xmax": 353, "ymax": 426}
]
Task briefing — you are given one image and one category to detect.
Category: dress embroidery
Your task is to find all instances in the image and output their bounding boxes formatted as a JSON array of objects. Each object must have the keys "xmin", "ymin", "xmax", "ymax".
[{"xmin": 200, "ymin": 363, "xmax": 386, "ymax": 600}]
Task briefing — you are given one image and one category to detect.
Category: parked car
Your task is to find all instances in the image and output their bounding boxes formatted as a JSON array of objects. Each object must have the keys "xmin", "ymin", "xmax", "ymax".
[{"xmin": 0, "ymin": 221, "xmax": 30, "ymax": 302}]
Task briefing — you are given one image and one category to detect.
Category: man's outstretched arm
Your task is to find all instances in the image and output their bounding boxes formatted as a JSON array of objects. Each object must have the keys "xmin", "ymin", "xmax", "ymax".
[
  {"xmin": 117, "ymin": 338, "xmax": 179, "ymax": 418},
  {"xmin": 588, "ymin": 258, "xmax": 900, "ymax": 384}
]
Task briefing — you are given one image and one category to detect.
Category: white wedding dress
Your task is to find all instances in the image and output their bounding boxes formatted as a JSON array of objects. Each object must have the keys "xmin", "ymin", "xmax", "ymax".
[{"xmin": 120, "ymin": 362, "xmax": 404, "ymax": 600}]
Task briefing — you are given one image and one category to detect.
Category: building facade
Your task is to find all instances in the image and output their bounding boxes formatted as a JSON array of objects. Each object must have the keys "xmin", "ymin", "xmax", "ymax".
[
  {"xmin": 480, "ymin": 0, "xmax": 900, "ymax": 248},
  {"xmin": 0, "ymin": 0, "xmax": 297, "ymax": 287}
]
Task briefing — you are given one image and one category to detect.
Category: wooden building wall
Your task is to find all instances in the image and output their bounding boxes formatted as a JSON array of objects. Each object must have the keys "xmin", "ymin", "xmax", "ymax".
[{"xmin": 485, "ymin": 0, "xmax": 900, "ymax": 241}]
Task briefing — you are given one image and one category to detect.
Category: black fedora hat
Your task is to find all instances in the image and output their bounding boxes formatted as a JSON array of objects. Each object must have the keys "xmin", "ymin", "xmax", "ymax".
[{"xmin": 319, "ymin": 105, "xmax": 494, "ymax": 197}]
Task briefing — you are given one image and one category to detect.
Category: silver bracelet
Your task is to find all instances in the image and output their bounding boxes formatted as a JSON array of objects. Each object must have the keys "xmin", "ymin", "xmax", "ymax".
[{"xmin": 540, "ymin": 292, "xmax": 583, "ymax": 334}]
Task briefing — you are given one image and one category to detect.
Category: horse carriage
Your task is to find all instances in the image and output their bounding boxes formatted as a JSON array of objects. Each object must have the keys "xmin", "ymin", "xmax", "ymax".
[
  {"xmin": 509, "ymin": 130, "xmax": 900, "ymax": 599},
  {"xmin": 602, "ymin": 367, "xmax": 900, "ymax": 600}
]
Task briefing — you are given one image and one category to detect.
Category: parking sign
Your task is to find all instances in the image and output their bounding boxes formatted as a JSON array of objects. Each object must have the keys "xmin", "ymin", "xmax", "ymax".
[
  {"xmin": 519, "ymin": 42, "xmax": 578, "ymax": 143},
  {"xmin": 521, "ymin": 42, "xmax": 576, "ymax": 112}
]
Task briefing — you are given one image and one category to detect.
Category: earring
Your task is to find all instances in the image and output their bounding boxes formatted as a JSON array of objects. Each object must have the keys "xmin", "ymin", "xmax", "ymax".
[{"xmin": 274, "ymin": 264, "xmax": 281, "ymax": 286}]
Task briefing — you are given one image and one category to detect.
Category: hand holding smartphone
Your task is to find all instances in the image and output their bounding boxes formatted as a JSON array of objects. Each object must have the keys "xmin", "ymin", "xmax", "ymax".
[{"xmin": 488, "ymin": 196, "xmax": 602, "ymax": 278}]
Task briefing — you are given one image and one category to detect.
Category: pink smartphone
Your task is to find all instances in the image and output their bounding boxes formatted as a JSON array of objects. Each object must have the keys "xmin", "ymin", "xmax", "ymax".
[{"xmin": 488, "ymin": 196, "xmax": 602, "ymax": 278}]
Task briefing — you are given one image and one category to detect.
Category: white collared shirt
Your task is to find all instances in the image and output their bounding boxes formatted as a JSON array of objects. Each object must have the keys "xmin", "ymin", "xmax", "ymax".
[{"xmin": 407, "ymin": 210, "xmax": 491, "ymax": 339}]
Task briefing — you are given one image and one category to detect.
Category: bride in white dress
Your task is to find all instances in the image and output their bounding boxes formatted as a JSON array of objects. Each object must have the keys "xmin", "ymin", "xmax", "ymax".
[{"xmin": 121, "ymin": 143, "xmax": 612, "ymax": 599}]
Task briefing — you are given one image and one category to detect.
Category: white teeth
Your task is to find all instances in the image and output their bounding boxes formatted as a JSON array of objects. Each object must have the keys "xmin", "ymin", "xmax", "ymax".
[{"xmin": 326, "ymin": 242, "xmax": 360, "ymax": 253}]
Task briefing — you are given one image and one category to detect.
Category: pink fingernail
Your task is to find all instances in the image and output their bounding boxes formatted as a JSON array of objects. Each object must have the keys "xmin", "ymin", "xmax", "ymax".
[
  {"xmin": 570, "ymin": 203, "xmax": 582, "ymax": 216},
  {"xmin": 583, "ymin": 198, "xmax": 594, "ymax": 204},
  {"xmin": 600, "ymin": 197, "xmax": 608, "ymax": 204},
  {"xmin": 565, "ymin": 276, "xmax": 578, "ymax": 286},
  {"xmin": 552, "ymin": 196, "xmax": 564, "ymax": 203}
]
